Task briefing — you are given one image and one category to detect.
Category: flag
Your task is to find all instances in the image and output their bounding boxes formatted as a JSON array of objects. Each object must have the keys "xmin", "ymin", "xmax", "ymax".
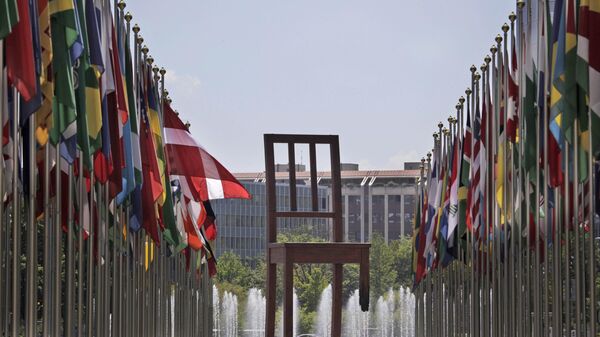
[
  {"xmin": 84, "ymin": 0, "xmax": 102, "ymax": 154},
  {"xmin": 471, "ymin": 87, "xmax": 483, "ymax": 241},
  {"xmin": 0, "ymin": 0, "xmax": 18, "ymax": 39},
  {"xmin": 459, "ymin": 109, "xmax": 472, "ymax": 237},
  {"xmin": 35, "ymin": 0, "xmax": 53, "ymax": 146},
  {"xmin": 49, "ymin": 0, "xmax": 79, "ymax": 162},
  {"xmin": 163, "ymin": 102, "xmax": 250, "ymax": 201},
  {"xmin": 588, "ymin": 0, "xmax": 600, "ymax": 158},
  {"xmin": 507, "ymin": 25, "xmax": 519, "ymax": 143},
  {"xmin": 73, "ymin": 0, "xmax": 93, "ymax": 171},
  {"xmin": 123, "ymin": 23, "xmax": 143, "ymax": 231},
  {"xmin": 447, "ymin": 134, "xmax": 460, "ymax": 247},
  {"xmin": 139, "ymin": 104, "xmax": 162, "ymax": 245},
  {"xmin": 6, "ymin": 0, "xmax": 36, "ymax": 102}
]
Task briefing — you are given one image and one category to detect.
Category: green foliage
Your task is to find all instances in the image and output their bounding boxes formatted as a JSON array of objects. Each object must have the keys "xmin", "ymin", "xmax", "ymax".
[
  {"xmin": 369, "ymin": 233, "xmax": 398, "ymax": 298},
  {"xmin": 298, "ymin": 309, "xmax": 316, "ymax": 335},
  {"xmin": 389, "ymin": 236, "xmax": 414, "ymax": 288},
  {"xmin": 214, "ymin": 231, "xmax": 416, "ymax": 332}
]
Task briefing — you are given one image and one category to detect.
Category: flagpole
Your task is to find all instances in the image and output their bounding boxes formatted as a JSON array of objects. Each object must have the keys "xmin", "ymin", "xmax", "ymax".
[
  {"xmin": 587, "ymin": 78, "xmax": 596, "ymax": 337},
  {"xmin": 10, "ymin": 88, "xmax": 20, "ymax": 337},
  {"xmin": 25, "ymin": 110, "xmax": 37, "ymax": 337},
  {"xmin": 0, "ymin": 42, "xmax": 5, "ymax": 337},
  {"xmin": 42, "ymin": 143, "xmax": 51, "ymax": 337},
  {"xmin": 574, "ymin": 121, "xmax": 583, "ymax": 337},
  {"xmin": 54, "ymin": 145, "xmax": 62, "ymax": 337},
  {"xmin": 77, "ymin": 152, "xmax": 84, "ymax": 337},
  {"xmin": 481, "ymin": 57, "xmax": 490, "ymax": 337},
  {"xmin": 66, "ymin": 162, "xmax": 75, "ymax": 337},
  {"xmin": 87, "ymin": 175, "xmax": 94, "ymax": 337}
]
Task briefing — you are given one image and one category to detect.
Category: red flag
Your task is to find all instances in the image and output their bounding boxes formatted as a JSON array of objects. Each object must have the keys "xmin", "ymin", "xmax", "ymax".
[
  {"xmin": 163, "ymin": 102, "xmax": 250, "ymax": 201},
  {"xmin": 139, "ymin": 111, "xmax": 163, "ymax": 245},
  {"xmin": 6, "ymin": 0, "xmax": 36, "ymax": 101}
]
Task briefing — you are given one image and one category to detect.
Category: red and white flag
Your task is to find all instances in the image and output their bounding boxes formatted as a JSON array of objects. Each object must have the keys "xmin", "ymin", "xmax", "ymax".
[{"xmin": 163, "ymin": 103, "xmax": 250, "ymax": 202}]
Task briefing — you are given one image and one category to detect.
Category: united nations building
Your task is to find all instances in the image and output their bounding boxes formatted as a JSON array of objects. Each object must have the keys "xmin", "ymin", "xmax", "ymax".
[{"xmin": 211, "ymin": 163, "xmax": 420, "ymax": 260}]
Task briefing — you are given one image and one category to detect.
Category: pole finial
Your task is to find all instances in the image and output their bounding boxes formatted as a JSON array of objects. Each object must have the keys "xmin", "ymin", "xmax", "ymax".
[
  {"xmin": 438, "ymin": 121, "xmax": 444, "ymax": 129},
  {"xmin": 470, "ymin": 65, "xmax": 477, "ymax": 73},
  {"xmin": 152, "ymin": 66, "xmax": 159, "ymax": 75},
  {"xmin": 160, "ymin": 67, "xmax": 166, "ymax": 76},
  {"xmin": 517, "ymin": 0, "xmax": 525, "ymax": 9},
  {"xmin": 124, "ymin": 12, "xmax": 132, "ymax": 22},
  {"xmin": 465, "ymin": 87, "xmax": 472, "ymax": 96},
  {"xmin": 442, "ymin": 128, "xmax": 449, "ymax": 135},
  {"xmin": 502, "ymin": 23, "xmax": 509, "ymax": 33},
  {"xmin": 117, "ymin": 0, "xmax": 126, "ymax": 11},
  {"xmin": 495, "ymin": 34, "xmax": 503, "ymax": 44},
  {"xmin": 141, "ymin": 45, "xmax": 149, "ymax": 55},
  {"xmin": 133, "ymin": 24, "xmax": 140, "ymax": 33},
  {"xmin": 459, "ymin": 96, "xmax": 465, "ymax": 104},
  {"xmin": 509, "ymin": 12, "xmax": 517, "ymax": 22},
  {"xmin": 475, "ymin": 72, "xmax": 481, "ymax": 81},
  {"xmin": 484, "ymin": 55, "xmax": 491, "ymax": 64},
  {"xmin": 147, "ymin": 55, "xmax": 154, "ymax": 65},
  {"xmin": 490, "ymin": 44, "xmax": 498, "ymax": 54}
]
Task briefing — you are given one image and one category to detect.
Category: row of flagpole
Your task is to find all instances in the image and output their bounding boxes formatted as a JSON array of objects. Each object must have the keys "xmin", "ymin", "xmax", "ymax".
[
  {"xmin": 0, "ymin": 0, "xmax": 240, "ymax": 336},
  {"xmin": 412, "ymin": 0, "xmax": 600, "ymax": 337}
]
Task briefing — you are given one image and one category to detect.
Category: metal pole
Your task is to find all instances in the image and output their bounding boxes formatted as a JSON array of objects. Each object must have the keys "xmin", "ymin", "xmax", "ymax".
[
  {"xmin": 43, "ymin": 144, "xmax": 51, "ymax": 337},
  {"xmin": 87, "ymin": 175, "xmax": 94, "ymax": 337},
  {"xmin": 25, "ymin": 109, "xmax": 37, "ymax": 337},
  {"xmin": 77, "ymin": 154, "xmax": 85, "ymax": 337},
  {"xmin": 11, "ymin": 88, "xmax": 20, "ymax": 337},
  {"xmin": 66, "ymin": 163, "xmax": 75, "ymax": 337},
  {"xmin": 54, "ymin": 145, "xmax": 62, "ymax": 337}
]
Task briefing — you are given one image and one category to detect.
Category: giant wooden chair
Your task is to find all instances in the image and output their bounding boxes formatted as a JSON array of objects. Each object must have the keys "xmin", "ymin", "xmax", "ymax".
[{"xmin": 264, "ymin": 134, "xmax": 370, "ymax": 337}]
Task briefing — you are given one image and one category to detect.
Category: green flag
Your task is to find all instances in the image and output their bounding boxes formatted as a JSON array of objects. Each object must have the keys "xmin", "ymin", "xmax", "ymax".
[
  {"xmin": 49, "ymin": 0, "xmax": 79, "ymax": 149},
  {"xmin": 0, "ymin": 0, "xmax": 18, "ymax": 39}
]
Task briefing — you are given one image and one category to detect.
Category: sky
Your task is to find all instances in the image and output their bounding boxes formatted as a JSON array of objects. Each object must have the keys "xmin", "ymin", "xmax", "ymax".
[{"xmin": 126, "ymin": 0, "xmax": 515, "ymax": 173}]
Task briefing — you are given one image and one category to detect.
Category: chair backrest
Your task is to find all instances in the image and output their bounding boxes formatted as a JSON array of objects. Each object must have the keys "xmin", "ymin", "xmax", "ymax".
[{"xmin": 263, "ymin": 134, "xmax": 344, "ymax": 244}]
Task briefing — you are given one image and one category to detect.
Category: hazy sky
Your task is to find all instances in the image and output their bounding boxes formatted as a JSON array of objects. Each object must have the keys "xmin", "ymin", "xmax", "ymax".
[{"xmin": 126, "ymin": 0, "xmax": 515, "ymax": 173}]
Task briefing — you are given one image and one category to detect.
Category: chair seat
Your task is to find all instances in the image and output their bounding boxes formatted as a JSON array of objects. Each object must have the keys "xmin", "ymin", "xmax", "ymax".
[{"xmin": 268, "ymin": 242, "xmax": 370, "ymax": 264}]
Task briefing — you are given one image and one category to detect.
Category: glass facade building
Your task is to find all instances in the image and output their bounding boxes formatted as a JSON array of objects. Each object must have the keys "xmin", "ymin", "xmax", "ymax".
[
  {"xmin": 211, "ymin": 182, "xmax": 329, "ymax": 260},
  {"xmin": 212, "ymin": 166, "xmax": 419, "ymax": 261}
]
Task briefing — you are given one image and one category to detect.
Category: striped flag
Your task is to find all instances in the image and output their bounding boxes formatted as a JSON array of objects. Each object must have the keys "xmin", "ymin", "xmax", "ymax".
[{"xmin": 163, "ymin": 103, "xmax": 250, "ymax": 201}]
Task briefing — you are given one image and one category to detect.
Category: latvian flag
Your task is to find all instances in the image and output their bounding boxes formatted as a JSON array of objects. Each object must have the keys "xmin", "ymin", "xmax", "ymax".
[{"xmin": 163, "ymin": 102, "xmax": 251, "ymax": 202}]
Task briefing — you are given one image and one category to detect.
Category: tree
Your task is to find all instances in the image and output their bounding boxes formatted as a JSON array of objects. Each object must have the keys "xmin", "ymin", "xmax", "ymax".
[
  {"xmin": 369, "ymin": 233, "xmax": 398, "ymax": 298},
  {"xmin": 389, "ymin": 236, "xmax": 414, "ymax": 288}
]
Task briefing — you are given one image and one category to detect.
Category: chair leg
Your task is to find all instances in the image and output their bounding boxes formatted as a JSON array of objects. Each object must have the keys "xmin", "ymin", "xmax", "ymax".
[
  {"xmin": 266, "ymin": 262, "xmax": 277, "ymax": 337},
  {"xmin": 283, "ymin": 261, "xmax": 294, "ymax": 337},
  {"xmin": 332, "ymin": 264, "xmax": 343, "ymax": 337}
]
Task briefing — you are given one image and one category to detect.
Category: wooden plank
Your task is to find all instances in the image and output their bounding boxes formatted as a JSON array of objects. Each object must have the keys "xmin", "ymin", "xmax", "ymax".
[
  {"xmin": 283, "ymin": 257, "xmax": 294, "ymax": 337},
  {"xmin": 309, "ymin": 143, "xmax": 319, "ymax": 211},
  {"xmin": 359, "ymin": 249, "xmax": 370, "ymax": 312},
  {"xmin": 329, "ymin": 136, "xmax": 343, "ymax": 242},
  {"xmin": 332, "ymin": 264, "xmax": 343, "ymax": 337},
  {"xmin": 264, "ymin": 134, "xmax": 338, "ymax": 145},
  {"xmin": 288, "ymin": 143, "xmax": 297, "ymax": 211},
  {"xmin": 264, "ymin": 134, "xmax": 277, "ymax": 337}
]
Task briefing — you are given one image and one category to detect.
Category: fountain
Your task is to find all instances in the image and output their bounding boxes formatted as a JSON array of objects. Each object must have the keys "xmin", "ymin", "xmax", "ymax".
[
  {"xmin": 245, "ymin": 288, "xmax": 266, "ymax": 337},
  {"xmin": 212, "ymin": 285, "xmax": 416, "ymax": 337},
  {"xmin": 213, "ymin": 285, "xmax": 221, "ymax": 336},
  {"xmin": 344, "ymin": 289, "xmax": 370, "ymax": 337},
  {"xmin": 277, "ymin": 289, "xmax": 299, "ymax": 337},
  {"xmin": 315, "ymin": 285, "xmax": 332, "ymax": 337},
  {"xmin": 212, "ymin": 288, "xmax": 239, "ymax": 337},
  {"xmin": 376, "ymin": 289, "xmax": 395, "ymax": 337}
]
